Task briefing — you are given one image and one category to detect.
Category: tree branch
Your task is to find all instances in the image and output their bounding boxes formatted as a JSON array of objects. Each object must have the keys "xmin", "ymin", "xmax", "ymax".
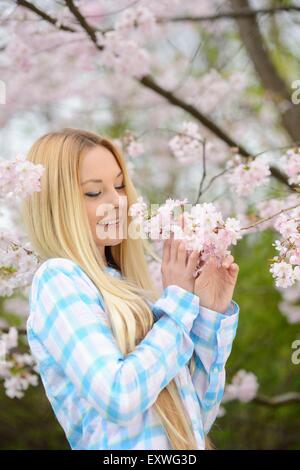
[
  {"xmin": 139, "ymin": 74, "xmax": 292, "ymax": 188},
  {"xmin": 64, "ymin": 0, "xmax": 98, "ymax": 43},
  {"xmin": 12, "ymin": 0, "xmax": 294, "ymax": 190},
  {"xmin": 16, "ymin": 0, "xmax": 75, "ymax": 32},
  {"xmin": 253, "ymin": 392, "xmax": 300, "ymax": 407},
  {"xmin": 229, "ymin": 0, "xmax": 300, "ymax": 142},
  {"xmin": 158, "ymin": 6, "xmax": 300, "ymax": 24}
]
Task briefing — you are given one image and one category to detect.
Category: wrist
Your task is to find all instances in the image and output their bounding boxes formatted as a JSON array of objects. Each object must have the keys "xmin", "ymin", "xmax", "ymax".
[{"xmin": 199, "ymin": 300, "xmax": 232, "ymax": 314}]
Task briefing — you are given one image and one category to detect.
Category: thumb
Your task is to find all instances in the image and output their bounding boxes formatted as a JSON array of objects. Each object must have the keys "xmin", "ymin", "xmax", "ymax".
[{"xmin": 186, "ymin": 250, "xmax": 199, "ymax": 273}]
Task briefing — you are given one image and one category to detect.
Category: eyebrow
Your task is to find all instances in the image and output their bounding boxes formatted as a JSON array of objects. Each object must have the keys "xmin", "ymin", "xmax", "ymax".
[{"xmin": 81, "ymin": 170, "xmax": 122, "ymax": 185}]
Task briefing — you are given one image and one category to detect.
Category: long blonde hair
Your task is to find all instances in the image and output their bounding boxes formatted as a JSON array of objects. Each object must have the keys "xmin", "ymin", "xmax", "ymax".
[{"xmin": 21, "ymin": 128, "xmax": 213, "ymax": 450}]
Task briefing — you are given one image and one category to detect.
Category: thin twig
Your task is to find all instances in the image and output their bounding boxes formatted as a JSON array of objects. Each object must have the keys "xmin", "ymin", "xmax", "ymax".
[
  {"xmin": 253, "ymin": 392, "xmax": 300, "ymax": 406},
  {"xmin": 240, "ymin": 201, "xmax": 300, "ymax": 231},
  {"xmin": 11, "ymin": 0, "xmax": 295, "ymax": 190},
  {"xmin": 16, "ymin": 0, "xmax": 75, "ymax": 32},
  {"xmin": 195, "ymin": 138, "xmax": 207, "ymax": 203},
  {"xmin": 158, "ymin": 7, "xmax": 300, "ymax": 24}
]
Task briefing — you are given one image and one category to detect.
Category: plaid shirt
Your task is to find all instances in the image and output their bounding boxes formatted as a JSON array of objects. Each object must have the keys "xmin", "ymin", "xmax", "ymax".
[{"xmin": 26, "ymin": 257, "xmax": 239, "ymax": 450}]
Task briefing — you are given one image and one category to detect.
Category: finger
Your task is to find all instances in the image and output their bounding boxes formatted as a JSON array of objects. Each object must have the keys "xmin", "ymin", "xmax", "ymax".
[
  {"xmin": 222, "ymin": 255, "xmax": 234, "ymax": 269},
  {"xmin": 223, "ymin": 254, "xmax": 234, "ymax": 265},
  {"xmin": 228, "ymin": 264, "xmax": 239, "ymax": 284},
  {"xmin": 197, "ymin": 252, "xmax": 206, "ymax": 269},
  {"xmin": 162, "ymin": 237, "xmax": 171, "ymax": 265},
  {"xmin": 207, "ymin": 255, "xmax": 218, "ymax": 267},
  {"xmin": 177, "ymin": 241, "xmax": 187, "ymax": 266},
  {"xmin": 229, "ymin": 263, "xmax": 239, "ymax": 273},
  {"xmin": 186, "ymin": 250, "xmax": 199, "ymax": 274},
  {"xmin": 170, "ymin": 233, "xmax": 180, "ymax": 262},
  {"xmin": 200, "ymin": 256, "xmax": 217, "ymax": 274}
]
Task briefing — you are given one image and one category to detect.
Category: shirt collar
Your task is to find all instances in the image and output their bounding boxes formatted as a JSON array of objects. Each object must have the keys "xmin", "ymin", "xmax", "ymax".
[{"xmin": 104, "ymin": 265, "xmax": 122, "ymax": 278}]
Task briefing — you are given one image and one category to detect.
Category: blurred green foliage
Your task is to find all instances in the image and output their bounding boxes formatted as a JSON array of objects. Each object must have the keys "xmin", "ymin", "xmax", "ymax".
[{"xmin": 211, "ymin": 230, "xmax": 300, "ymax": 450}]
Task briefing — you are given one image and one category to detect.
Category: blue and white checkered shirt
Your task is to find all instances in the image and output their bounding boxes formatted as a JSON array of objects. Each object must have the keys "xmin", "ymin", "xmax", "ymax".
[{"xmin": 26, "ymin": 257, "xmax": 239, "ymax": 450}]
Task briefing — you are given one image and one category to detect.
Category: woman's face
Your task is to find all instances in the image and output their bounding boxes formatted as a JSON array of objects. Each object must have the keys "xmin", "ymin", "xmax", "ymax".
[{"xmin": 79, "ymin": 145, "xmax": 128, "ymax": 261}]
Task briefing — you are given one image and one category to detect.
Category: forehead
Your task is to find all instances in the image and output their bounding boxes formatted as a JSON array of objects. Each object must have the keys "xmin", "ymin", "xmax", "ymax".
[{"xmin": 80, "ymin": 145, "xmax": 121, "ymax": 181}]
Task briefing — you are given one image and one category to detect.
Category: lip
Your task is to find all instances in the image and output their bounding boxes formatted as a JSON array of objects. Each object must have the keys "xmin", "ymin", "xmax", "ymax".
[{"xmin": 97, "ymin": 219, "xmax": 120, "ymax": 227}]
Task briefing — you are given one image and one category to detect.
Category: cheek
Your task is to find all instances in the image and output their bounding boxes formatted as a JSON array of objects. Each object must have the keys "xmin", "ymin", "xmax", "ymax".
[
  {"xmin": 119, "ymin": 193, "xmax": 128, "ymax": 219},
  {"xmin": 86, "ymin": 201, "xmax": 98, "ymax": 227}
]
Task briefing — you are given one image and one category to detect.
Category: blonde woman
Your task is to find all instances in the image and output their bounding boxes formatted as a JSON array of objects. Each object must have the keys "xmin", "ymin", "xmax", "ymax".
[{"xmin": 22, "ymin": 128, "xmax": 240, "ymax": 450}]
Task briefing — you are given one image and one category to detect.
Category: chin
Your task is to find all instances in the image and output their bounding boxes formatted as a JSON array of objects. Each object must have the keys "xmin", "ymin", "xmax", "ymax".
[
  {"xmin": 97, "ymin": 238, "xmax": 123, "ymax": 248},
  {"xmin": 109, "ymin": 238, "xmax": 123, "ymax": 246}
]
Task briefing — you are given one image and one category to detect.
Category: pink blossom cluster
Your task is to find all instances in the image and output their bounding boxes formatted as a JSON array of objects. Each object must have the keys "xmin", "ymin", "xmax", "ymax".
[
  {"xmin": 112, "ymin": 132, "xmax": 144, "ymax": 179},
  {"xmin": 121, "ymin": 130, "xmax": 145, "ymax": 159},
  {"xmin": 277, "ymin": 281, "xmax": 300, "ymax": 324},
  {"xmin": 0, "ymin": 327, "xmax": 39, "ymax": 399},
  {"xmin": 0, "ymin": 228, "xmax": 40, "ymax": 297},
  {"xmin": 226, "ymin": 154, "xmax": 271, "ymax": 196},
  {"xmin": 96, "ymin": 6, "xmax": 156, "ymax": 78},
  {"xmin": 222, "ymin": 369, "xmax": 259, "ymax": 403},
  {"xmin": 218, "ymin": 369, "xmax": 259, "ymax": 416},
  {"xmin": 256, "ymin": 194, "xmax": 299, "ymax": 231},
  {"xmin": 168, "ymin": 121, "xmax": 203, "ymax": 164},
  {"xmin": 0, "ymin": 155, "xmax": 45, "ymax": 201},
  {"xmin": 269, "ymin": 204, "xmax": 300, "ymax": 288},
  {"xmin": 279, "ymin": 147, "xmax": 300, "ymax": 186},
  {"xmin": 115, "ymin": 6, "xmax": 158, "ymax": 36},
  {"xmin": 192, "ymin": 69, "xmax": 247, "ymax": 114},
  {"xmin": 98, "ymin": 30, "xmax": 150, "ymax": 78},
  {"xmin": 0, "ymin": 157, "xmax": 44, "ymax": 296},
  {"xmin": 0, "ymin": 156, "xmax": 43, "ymax": 399},
  {"xmin": 129, "ymin": 196, "xmax": 242, "ymax": 274}
]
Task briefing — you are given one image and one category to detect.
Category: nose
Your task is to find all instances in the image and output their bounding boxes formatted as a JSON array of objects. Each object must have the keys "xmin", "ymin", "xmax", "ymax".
[
  {"xmin": 110, "ymin": 187, "xmax": 122, "ymax": 206},
  {"xmin": 96, "ymin": 190, "xmax": 120, "ymax": 220}
]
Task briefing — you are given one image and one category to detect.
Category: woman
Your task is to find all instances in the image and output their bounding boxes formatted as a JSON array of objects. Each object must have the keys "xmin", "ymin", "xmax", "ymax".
[{"xmin": 22, "ymin": 128, "xmax": 240, "ymax": 450}]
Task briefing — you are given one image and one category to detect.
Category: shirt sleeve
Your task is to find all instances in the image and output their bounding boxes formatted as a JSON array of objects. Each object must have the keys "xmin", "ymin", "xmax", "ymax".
[
  {"xmin": 28, "ymin": 259, "xmax": 200, "ymax": 426},
  {"xmin": 189, "ymin": 301, "xmax": 239, "ymax": 434}
]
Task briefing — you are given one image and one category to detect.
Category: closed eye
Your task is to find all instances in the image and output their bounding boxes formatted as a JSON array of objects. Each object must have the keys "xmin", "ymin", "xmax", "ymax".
[
  {"xmin": 85, "ymin": 192, "xmax": 101, "ymax": 198},
  {"xmin": 85, "ymin": 184, "xmax": 126, "ymax": 198}
]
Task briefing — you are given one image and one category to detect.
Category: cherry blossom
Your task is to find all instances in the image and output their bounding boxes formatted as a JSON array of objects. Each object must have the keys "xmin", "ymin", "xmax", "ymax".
[
  {"xmin": 0, "ymin": 155, "xmax": 45, "ymax": 201},
  {"xmin": 0, "ymin": 0, "xmax": 300, "ymax": 411},
  {"xmin": 0, "ymin": 228, "xmax": 40, "ymax": 297},
  {"xmin": 226, "ymin": 154, "xmax": 271, "ymax": 197},
  {"xmin": 222, "ymin": 370, "xmax": 259, "ymax": 403},
  {"xmin": 121, "ymin": 130, "xmax": 145, "ymax": 159},
  {"xmin": 115, "ymin": 6, "xmax": 158, "ymax": 37},
  {"xmin": 279, "ymin": 147, "xmax": 300, "ymax": 186},
  {"xmin": 0, "ymin": 327, "xmax": 39, "ymax": 399},
  {"xmin": 256, "ymin": 194, "xmax": 299, "ymax": 231},
  {"xmin": 168, "ymin": 121, "xmax": 203, "ymax": 165},
  {"xmin": 129, "ymin": 197, "xmax": 242, "ymax": 272},
  {"xmin": 98, "ymin": 30, "xmax": 150, "ymax": 78},
  {"xmin": 269, "ymin": 204, "xmax": 300, "ymax": 287},
  {"xmin": 270, "ymin": 262, "xmax": 300, "ymax": 289},
  {"xmin": 278, "ymin": 300, "xmax": 300, "ymax": 324}
]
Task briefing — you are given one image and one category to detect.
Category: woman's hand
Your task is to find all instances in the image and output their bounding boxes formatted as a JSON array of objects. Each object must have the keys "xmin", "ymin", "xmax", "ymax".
[
  {"xmin": 161, "ymin": 233, "xmax": 199, "ymax": 294},
  {"xmin": 193, "ymin": 254, "xmax": 239, "ymax": 313}
]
